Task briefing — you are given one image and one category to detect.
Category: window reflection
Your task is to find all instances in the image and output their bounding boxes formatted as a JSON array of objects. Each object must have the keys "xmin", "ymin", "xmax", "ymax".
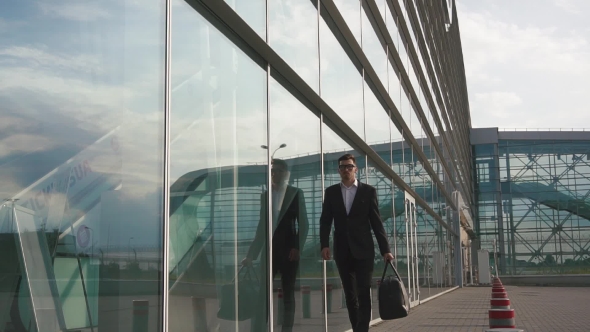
[
  {"xmin": 269, "ymin": 0, "xmax": 319, "ymax": 92},
  {"xmin": 169, "ymin": 1, "xmax": 267, "ymax": 331},
  {"xmin": 0, "ymin": 0, "xmax": 165, "ymax": 331},
  {"xmin": 224, "ymin": 0, "xmax": 266, "ymax": 39},
  {"xmin": 320, "ymin": 16, "xmax": 364, "ymax": 141},
  {"xmin": 362, "ymin": 7, "xmax": 387, "ymax": 89},
  {"xmin": 264, "ymin": 77, "xmax": 322, "ymax": 332},
  {"xmin": 364, "ymin": 162, "xmax": 395, "ymax": 320},
  {"xmin": 321, "ymin": 122, "xmax": 366, "ymax": 332},
  {"xmin": 333, "ymin": 0, "xmax": 361, "ymax": 45}
]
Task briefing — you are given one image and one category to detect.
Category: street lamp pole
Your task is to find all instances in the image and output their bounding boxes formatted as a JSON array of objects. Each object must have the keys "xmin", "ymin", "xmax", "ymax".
[
  {"xmin": 83, "ymin": 226, "xmax": 94, "ymax": 264},
  {"xmin": 468, "ymin": 240, "xmax": 473, "ymax": 285},
  {"xmin": 261, "ymin": 143, "xmax": 287, "ymax": 159},
  {"xmin": 128, "ymin": 237, "xmax": 134, "ymax": 261}
]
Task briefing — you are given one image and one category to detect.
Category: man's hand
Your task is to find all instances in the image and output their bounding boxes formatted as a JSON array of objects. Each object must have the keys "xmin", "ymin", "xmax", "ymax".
[
  {"xmin": 383, "ymin": 252, "xmax": 394, "ymax": 262},
  {"xmin": 321, "ymin": 248, "xmax": 331, "ymax": 260},
  {"xmin": 288, "ymin": 249, "xmax": 300, "ymax": 261},
  {"xmin": 241, "ymin": 257, "xmax": 252, "ymax": 266}
]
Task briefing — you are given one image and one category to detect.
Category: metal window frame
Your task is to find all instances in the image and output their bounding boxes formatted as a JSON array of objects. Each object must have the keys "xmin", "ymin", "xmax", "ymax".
[
  {"xmin": 163, "ymin": 0, "xmax": 171, "ymax": 330},
  {"xmin": 188, "ymin": 0, "xmax": 457, "ymax": 237},
  {"xmin": 318, "ymin": 0, "xmax": 457, "ymax": 214}
]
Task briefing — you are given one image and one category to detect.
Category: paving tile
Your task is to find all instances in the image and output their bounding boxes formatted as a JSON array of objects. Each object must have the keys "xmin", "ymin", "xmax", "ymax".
[{"xmin": 369, "ymin": 285, "xmax": 590, "ymax": 332}]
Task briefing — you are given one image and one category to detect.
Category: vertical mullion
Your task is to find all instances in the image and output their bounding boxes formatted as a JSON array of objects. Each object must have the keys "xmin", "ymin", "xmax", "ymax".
[
  {"xmin": 162, "ymin": 0, "xmax": 172, "ymax": 330},
  {"xmin": 266, "ymin": 2, "xmax": 274, "ymax": 331},
  {"xmin": 317, "ymin": 1, "xmax": 329, "ymax": 331}
]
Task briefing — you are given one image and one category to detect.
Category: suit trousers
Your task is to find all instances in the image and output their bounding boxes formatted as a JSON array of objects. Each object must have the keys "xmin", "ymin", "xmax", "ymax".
[
  {"xmin": 252, "ymin": 256, "xmax": 299, "ymax": 332},
  {"xmin": 335, "ymin": 255, "xmax": 374, "ymax": 332}
]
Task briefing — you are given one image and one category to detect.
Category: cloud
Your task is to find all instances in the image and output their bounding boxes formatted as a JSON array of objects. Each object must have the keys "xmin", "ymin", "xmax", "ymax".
[
  {"xmin": 37, "ymin": 1, "xmax": 112, "ymax": 22},
  {"xmin": 0, "ymin": 133, "xmax": 57, "ymax": 159},
  {"xmin": 473, "ymin": 91, "xmax": 522, "ymax": 121},
  {"xmin": 554, "ymin": 0, "xmax": 580, "ymax": 15},
  {"xmin": 0, "ymin": 46, "xmax": 103, "ymax": 75},
  {"xmin": 457, "ymin": 2, "xmax": 590, "ymax": 129},
  {"xmin": 0, "ymin": 116, "xmax": 35, "ymax": 133}
]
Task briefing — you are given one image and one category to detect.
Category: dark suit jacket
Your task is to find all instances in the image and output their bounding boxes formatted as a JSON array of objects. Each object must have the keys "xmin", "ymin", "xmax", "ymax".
[
  {"xmin": 247, "ymin": 185, "xmax": 309, "ymax": 261},
  {"xmin": 320, "ymin": 181, "xmax": 390, "ymax": 261}
]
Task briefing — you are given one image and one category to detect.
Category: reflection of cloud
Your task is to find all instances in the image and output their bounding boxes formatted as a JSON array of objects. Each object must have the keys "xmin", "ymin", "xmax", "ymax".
[
  {"xmin": 0, "ymin": 177, "xmax": 26, "ymax": 199},
  {"xmin": 0, "ymin": 18, "xmax": 7, "ymax": 33},
  {"xmin": 0, "ymin": 116, "xmax": 34, "ymax": 133},
  {"xmin": 0, "ymin": 134, "xmax": 56, "ymax": 159},
  {"xmin": 269, "ymin": 0, "xmax": 319, "ymax": 88},
  {"xmin": 0, "ymin": 65, "xmax": 130, "ymax": 131},
  {"xmin": 0, "ymin": 46, "xmax": 102, "ymax": 74},
  {"xmin": 37, "ymin": 1, "xmax": 112, "ymax": 22}
]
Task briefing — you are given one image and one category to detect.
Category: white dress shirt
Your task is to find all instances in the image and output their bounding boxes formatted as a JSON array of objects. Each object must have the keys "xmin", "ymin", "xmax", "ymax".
[
  {"xmin": 272, "ymin": 185, "xmax": 286, "ymax": 231},
  {"xmin": 340, "ymin": 179, "xmax": 358, "ymax": 215}
]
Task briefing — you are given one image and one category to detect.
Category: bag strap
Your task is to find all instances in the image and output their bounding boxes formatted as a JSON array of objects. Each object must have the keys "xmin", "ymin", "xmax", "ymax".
[
  {"xmin": 381, "ymin": 260, "xmax": 402, "ymax": 282},
  {"xmin": 381, "ymin": 261, "xmax": 411, "ymax": 311},
  {"xmin": 234, "ymin": 265, "xmax": 260, "ymax": 283}
]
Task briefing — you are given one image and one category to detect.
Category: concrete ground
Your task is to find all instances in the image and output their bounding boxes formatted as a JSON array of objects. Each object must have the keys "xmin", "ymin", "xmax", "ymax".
[{"xmin": 368, "ymin": 285, "xmax": 590, "ymax": 332}]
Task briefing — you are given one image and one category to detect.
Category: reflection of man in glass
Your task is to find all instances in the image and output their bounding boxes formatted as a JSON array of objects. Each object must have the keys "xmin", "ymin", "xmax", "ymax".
[{"xmin": 242, "ymin": 159, "xmax": 308, "ymax": 332}]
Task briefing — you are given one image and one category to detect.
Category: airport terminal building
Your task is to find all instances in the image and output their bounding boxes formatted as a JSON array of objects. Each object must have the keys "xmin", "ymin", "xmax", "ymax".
[{"xmin": 2, "ymin": 0, "xmax": 589, "ymax": 331}]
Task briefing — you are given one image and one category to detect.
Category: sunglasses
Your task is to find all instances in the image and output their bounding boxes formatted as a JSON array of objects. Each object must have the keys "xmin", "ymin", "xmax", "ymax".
[{"xmin": 338, "ymin": 164, "xmax": 356, "ymax": 171}]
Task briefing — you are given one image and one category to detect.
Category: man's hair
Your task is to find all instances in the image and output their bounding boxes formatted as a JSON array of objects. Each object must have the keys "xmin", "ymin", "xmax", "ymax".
[
  {"xmin": 271, "ymin": 158, "xmax": 289, "ymax": 171},
  {"xmin": 338, "ymin": 153, "xmax": 356, "ymax": 165}
]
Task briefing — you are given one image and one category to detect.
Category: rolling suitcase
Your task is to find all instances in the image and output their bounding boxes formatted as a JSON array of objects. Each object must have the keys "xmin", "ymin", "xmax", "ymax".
[{"xmin": 378, "ymin": 261, "xmax": 409, "ymax": 320}]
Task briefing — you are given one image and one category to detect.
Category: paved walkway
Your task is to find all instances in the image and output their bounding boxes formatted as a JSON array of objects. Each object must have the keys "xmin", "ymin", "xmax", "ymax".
[{"xmin": 369, "ymin": 285, "xmax": 590, "ymax": 331}]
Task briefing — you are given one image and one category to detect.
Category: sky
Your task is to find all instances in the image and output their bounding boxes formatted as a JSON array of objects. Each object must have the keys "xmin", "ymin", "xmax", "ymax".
[{"xmin": 456, "ymin": 0, "xmax": 590, "ymax": 130}]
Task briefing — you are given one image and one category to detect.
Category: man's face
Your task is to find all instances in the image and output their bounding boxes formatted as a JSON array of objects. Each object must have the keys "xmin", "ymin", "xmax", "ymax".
[
  {"xmin": 338, "ymin": 159, "xmax": 357, "ymax": 182},
  {"xmin": 271, "ymin": 164, "xmax": 288, "ymax": 185}
]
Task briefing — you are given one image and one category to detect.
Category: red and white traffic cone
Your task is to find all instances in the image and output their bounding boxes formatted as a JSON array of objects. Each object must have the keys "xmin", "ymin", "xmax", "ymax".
[
  {"xmin": 490, "ymin": 298, "xmax": 511, "ymax": 310},
  {"xmin": 491, "ymin": 291, "xmax": 508, "ymax": 299},
  {"xmin": 489, "ymin": 309, "xmax": 516, "ymax": 329},
  {"xmin": 492, "ymin": 285, "xmax": 505, "ymax": 292}
]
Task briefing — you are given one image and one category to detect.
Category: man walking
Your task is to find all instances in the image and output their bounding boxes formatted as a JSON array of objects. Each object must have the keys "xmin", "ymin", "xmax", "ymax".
[{"xmin": 320, "ymin": 154, "xmax": 394, "ymax": 332}]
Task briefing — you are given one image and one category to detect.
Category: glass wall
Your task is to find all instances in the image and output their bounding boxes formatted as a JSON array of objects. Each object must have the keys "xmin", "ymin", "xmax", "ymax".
[
  {"xmin": 169, "ymin": 1, "xmax": 268, "ymax": 330},
  {"xmin": 474, "ymin": 137, "xmax": 590, "ymax": 276},
  {"xmin": 0, "ymin": 1, "xmax": 166, "ymax": 331},
  {"xmin": 499, "ymin": 140, "xmax": 590, "ymax": 275},
  {"xmin": 0, "ymin": 0, "xmax": 469, "ymax": 331}
]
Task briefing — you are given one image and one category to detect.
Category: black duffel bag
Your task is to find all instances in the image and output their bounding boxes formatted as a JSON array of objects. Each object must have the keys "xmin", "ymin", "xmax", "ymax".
[
  {"xmin": 217, "ymin": 265, "xmax": 259, "ymax": 321},
  {"xmin": 378, "ymin": 261, "xmax": 409, "ymax": 320}
]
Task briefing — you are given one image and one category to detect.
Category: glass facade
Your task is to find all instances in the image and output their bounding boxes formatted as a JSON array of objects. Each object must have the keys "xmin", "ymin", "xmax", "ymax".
[
  {"xmin": 473, "ymin": 130, "xmax": 590, "ymax": 276},
  {"xmin": 0, "ymin": 0, "xmax": 472, "ymax": 331}
]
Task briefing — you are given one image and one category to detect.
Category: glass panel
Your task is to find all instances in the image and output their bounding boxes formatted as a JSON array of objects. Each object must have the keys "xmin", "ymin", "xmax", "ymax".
[
  {"xmin": 385, "ymin": 3, "xmax": 399, "ymax": 52},
  {"xmin": 375, "ymin": 0, "xmax": 387, "ymax": 20},
  {"xmin": 364, "ymin": 82, "xmax": 391, "ymax": 165},
  {"xmin": 0, "ymin": 1, "xmax": 165, "ymax": 331},
  {"xmin": 364, "ymin": 161, "xmax": 395, "ymax": 320},
  {"xmin": 269, "ymin": 0, "xmax": 319, "ymax": 92},
  {"xmin": 169, "ymin": 2, "xmax": 267, "ymax": 331},
  {"xmin": 268, "ymin": 76, "xmax": 322, "ymax": 332},
  {"xmin": 392, "ymin": 184, "xmax": 406, "ymax": 284},
  {"xmin": 321, "ymin": 123, "xmax": 364, "ymax": 332},
  {"xmin": 320, "ymin": 13, "xmax": 364, "ymax": 140},
  {"xmin": 388, "ymin": 60, "xmax": 404, "ymax": 144},
  {"xmin": 225, "ymin": 0, "xmax": 266, "ymax": 39},
  {"xmin": 361, "ymin": 7, "xmax": 387, "ymax": 89},
  {"xmin": 333, "ymin": 0, "xmax": 361, "ymax": 45}
]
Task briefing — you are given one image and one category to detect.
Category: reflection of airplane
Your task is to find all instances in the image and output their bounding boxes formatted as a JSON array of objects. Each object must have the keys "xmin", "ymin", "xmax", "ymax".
[{"xmin": 0, "ymin": 129, "xmax": 122, "ymax": 332}]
